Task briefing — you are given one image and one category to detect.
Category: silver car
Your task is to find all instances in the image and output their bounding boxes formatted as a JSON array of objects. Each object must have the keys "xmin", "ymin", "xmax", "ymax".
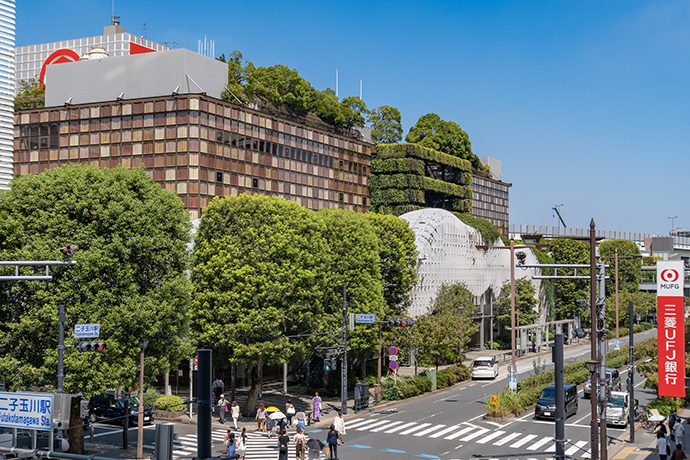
[{"xmin": 471, "ymin": 357, "xmax": 499, "ymax": 379}]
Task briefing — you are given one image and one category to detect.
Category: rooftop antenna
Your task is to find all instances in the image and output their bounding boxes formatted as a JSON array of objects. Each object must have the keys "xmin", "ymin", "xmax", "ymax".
[
  {"xmin": 162, "ymin": 41, "xmax": 189, "ymax": 49},
  {"xmin": 336, "ymin": 68, "xmax": 339, "ymax": 98},
  {"xmin": 139, "ymin": 22, "xmax": 153, "ymax": 40},
  {"xmin": 111, "ymin": 0, "xmax": 119, "ymax": 26},
  {"xmin": 359, "ymin": 79, "xmax": 362, "ymax": 100}
]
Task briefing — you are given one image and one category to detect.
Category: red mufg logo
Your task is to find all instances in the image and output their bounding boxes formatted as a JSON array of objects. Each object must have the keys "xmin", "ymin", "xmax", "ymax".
[
  {"xmin": 39, "ymin": 49, "xmax": 81, "ymax": 88},
  {"xmin": 660, "ymin": 269, "xmax": 679, "ymax": 283}
]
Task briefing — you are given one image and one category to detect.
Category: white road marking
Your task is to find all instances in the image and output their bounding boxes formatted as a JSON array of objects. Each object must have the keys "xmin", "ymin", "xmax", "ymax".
[
  {"xmin": 414, "ymin": 424, "xmax": 446, "ymax": 437},
  {"xmin": 354, "ymin": 419, "xmax": 392, "ymax": 431},
  {"xmin": 493, "ymin": 432, "xmax": 521, "ymax": 446},
  {"xmin": 528, "ymin": 436, "xmax": 553, "ymax": 451},
  {"xmin": 384, "ymin": 421, "xmax": 416, "ymax": 433},
  {"xmin": 399, "ymin": 422, "xmax": 431, "ymax": 435},
  {"xmin": 343, "ymin": 418, "xmax": 373, "ymax": 429},
  {"xmin": 476, "ymin": 430, "xmax": 505, "ymax": 444},
  {"xmin": 444, "ymin": 426, "xmax": 476, "ymax": 440},
  {"xmin": 565, "ymin": 440, "xmax": 588, "ymax": 456},
  {"xmin": 429, "ymin": 425, "xmax": 463, "ymax": 438},
  {"xmin": 370, "ymin": 421, "xmax": 402, "ymax": 432},
  {"xmin": 509, "ymin": 433, "xmax": 537, "ymax": 448},
  {"xmin": 460, "ymin": 427, "xmax": 489, "ymax": 442}
]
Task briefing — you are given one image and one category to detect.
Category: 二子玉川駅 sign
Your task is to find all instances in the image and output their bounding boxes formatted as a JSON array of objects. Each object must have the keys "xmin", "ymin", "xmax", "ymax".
[{"xmin": 657, "ymin": 261, "xmax": 685, "ymax": 397}]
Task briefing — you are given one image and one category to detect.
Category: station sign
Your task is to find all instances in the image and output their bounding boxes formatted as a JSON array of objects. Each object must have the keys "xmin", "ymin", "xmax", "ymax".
[
  {"xmin": 74, "ymin": 324, "xmax": 100, "ymax": 338},
  {"xmin": 0, "ymin": 392, "xmax": 53, "ymax": 431},
  {"xmin": 355, "ymin": 314, "xmax": 376, "ymax": 324}
]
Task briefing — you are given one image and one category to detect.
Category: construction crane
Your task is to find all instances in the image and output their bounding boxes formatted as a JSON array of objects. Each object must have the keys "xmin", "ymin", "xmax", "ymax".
[{"xmin": 552, "ymin": 204, "xmax": 566, "ymax": 230}]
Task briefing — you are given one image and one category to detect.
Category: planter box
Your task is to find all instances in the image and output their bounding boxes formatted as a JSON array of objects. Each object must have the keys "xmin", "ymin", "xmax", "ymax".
[{"xmin": 154, "ymin": 409, "xmax": 187, "ymax": 419}]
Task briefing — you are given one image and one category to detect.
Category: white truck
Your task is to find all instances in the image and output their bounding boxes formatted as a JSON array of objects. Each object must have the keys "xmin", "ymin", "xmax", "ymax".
[{"xmin": 606, "ymin": 391, "xmax": 638, "ymax": 428}]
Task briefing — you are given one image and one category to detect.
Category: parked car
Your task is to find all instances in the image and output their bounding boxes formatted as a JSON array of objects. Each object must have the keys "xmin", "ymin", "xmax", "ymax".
[
  {"xmin": 584, "ymin": 368, "xmax": 621, "ymax": 398},
  {"xmin": 606, "ymin": 391, "xmax": 638, "ymax": 428},
  {"xmin": 535, "ymin": 384, "xmax": 578, "ymax": 419},
  {"xmin": 88, "ymin": 392, "xmax": 153, "ymax": 426},
  {"xmin": 471, "ymin": 356, "xmax": 499, "ymax": 379}
]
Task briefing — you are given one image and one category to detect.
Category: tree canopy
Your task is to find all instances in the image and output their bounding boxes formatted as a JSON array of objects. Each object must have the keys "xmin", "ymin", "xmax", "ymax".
[
  {"xmin": 368, "ymin": 106, "xmax": 403, "ymax": 143},
  {"xmin": 405, "ymin": 113, "xmax": 481, "ymax": 168},
  {"xmin": 598, "ymin": 239, "xmax": 642, "ymax": 296},
  {"xmin": 0, "ymin": 165, "xmax": 192, "ymax": 394},
  {"xmin": 549, "ymin": 238, "xmax": 590, "ymax": 321},
  {"xmin": 14, "ymin": 77, "xmax": 45, "ymax": 110},
  {"xmin": 495, "ymin": 278, "xmax": 539, "ymax": 329}
]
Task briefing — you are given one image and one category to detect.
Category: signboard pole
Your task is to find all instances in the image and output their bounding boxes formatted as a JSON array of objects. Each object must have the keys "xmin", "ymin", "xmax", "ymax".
[
  {"xmin": 657, "ymin": 261, "xmax": 685, "ymax": 397},
  {"xmin": 57, "ymin": 304, "xmax": 65, "ymax": 394},
  {"xmin": 342, "ymin": 283, "xmax": 348, "ymax": 416}
]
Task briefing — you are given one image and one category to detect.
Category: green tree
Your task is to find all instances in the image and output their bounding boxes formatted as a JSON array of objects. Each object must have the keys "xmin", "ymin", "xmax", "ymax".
[
  {"xmin": 405, "ymin": 113, "xmax": 480, "ymax": 168},
  {"xmin": 365, "ymin": 213, "xmax": 418, "ymax": 315},
  {"xmin": 605, "ymin": 291, "xmax": 656, "ymax": 330},
  {"xmin": 14, "ymin": 77, "xmax": 45, "ymax": 110},
  {"xmin": 415, "ymin": 283, "xmax": 479, "ymax": 368},
  {"xmin": 495, "ymin": 278, "xmax": 539, "ymax": 329},
  {"xmin": 368, "ymin": 106, "xmax": 403, "ymax": 143},
  {"xmin": 549, "ymin": 239, "xmax": 590, "ymax": 321},
  {"xmin": 0, "ymin": 165, "xmax": 192, "ymax": 394},
  {"xmin": 316, "ymin": 208, "xmax": 385, "ymax": 360},
  {"xmin": 190, "ymin": 195, "xmax": 326, "ymax": 415},
  {"xmin": 338, "ymin": 97, "xmax": 369, "ymax": 132},
  {"xmin": 599, "ymin": 239, "xmax": 642, "ymax": 297}
]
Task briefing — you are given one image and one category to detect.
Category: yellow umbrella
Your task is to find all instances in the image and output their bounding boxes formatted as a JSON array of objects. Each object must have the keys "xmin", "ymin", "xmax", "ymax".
[{"xmin": 265, "ymin": 406, "xmax": 281, "ymax": 413}]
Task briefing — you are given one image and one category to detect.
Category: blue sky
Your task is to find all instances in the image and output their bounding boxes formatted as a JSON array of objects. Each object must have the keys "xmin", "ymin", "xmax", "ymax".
[{"xmin": 17, "ymin": 1, "xmax": 690, "ymax": 235}]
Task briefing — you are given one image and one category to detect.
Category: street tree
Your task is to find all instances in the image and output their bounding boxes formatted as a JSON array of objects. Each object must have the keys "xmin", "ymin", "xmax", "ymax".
[
  {"xmin": 598, "ymin": 239, "xmax": 642, "ymax": 297},
  {"xmin": 0, "ymin": 165, "xmax": 192, "ymax": 394},
  {"xmin": 549, "ymin": 238, "xmax": 590, "ymax": 321},
  {"xmin": 495, "ymin": 278, "xmax": 539, "ymax": 330},
  {"xmin": 604, "ymin": 290, "xmax": 656, "ymax": 331},
  {"xmin": 365, "ymin": 213, "xmax": 418, "ymax": 316},
  {"xmin": 405, "ymin": 113, "xmax": 480, "ymax": 168},
  {"xmin": 368, "ymin": 106, "xmax": 403, "ymax": 143},
  {"xmin": 190, "ymin": 195, "xmax": 327, "ymax": 415},
  {"xmin": 339, "ymin": 96, "xmax": 369, "ymax": 132},
  {"xmin": 415, "ymin": 282, "xmax": 479, "ymax": 369}
]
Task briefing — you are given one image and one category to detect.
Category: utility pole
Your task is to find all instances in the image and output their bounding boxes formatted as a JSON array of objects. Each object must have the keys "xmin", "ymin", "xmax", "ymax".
[
  {"xmin": 57, "ymin": 304, "xmax": 65, "ymax": 393},
  {"xmin": 598, "ymin": 261, "xmax": 608, "ymax": 460},
  {"xmin": 628, "ymin": 300, "xmax": 635, "ymax": 443},
  {"xmin": 342, "ymin": 283, "xmax": 348, "ymax": 416},
  {"xmin": 554, "ymin": 333, "xmax": 565, "ymax": 460},
  {"xmin": 589, "ymin": 219, "xmax": 599, "ymax": 460}
]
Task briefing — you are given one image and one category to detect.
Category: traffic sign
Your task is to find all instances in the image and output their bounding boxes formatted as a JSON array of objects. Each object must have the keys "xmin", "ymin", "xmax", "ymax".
[
  {"xmin": 389, "ymin": 346, "xmax": 398, "ymax": 355},
  {"xmin": 389, "ymin": 355, "xmax": 398, "ymax": 361},
  {"xmin": 355, "ymin": 314, "xmax": 376, "ymax": 324},
  {"xmin": 194, "ymin": 355, "xmax": 198, "ymax": 365},
  {"xmin": 389, "ymin": 360, "xmax": 398, "ymax": 370},
  {"xmin": 0, "ymin": 392, "xmax": 53, "ymax": 431},
  {"xmin": 74, "ymin": 323, "xmax": 100, "ymax": 338}
]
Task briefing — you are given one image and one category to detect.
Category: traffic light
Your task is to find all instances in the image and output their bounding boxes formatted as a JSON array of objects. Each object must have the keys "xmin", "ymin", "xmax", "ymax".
[
  {"xmin": 77, "ymin": 341, "xmax": 106, "ymax": 353},
  {"xmin": 324, "ymin": 357, "xmax": 332, "ymax": 371},
  {"xmin": 331, "ymin": 357, "xmax": 337, "ymax": 371},
  {"xmin": 491, "ymin": 395, "xmax": 498, "ymax": 408},
  {"xmin": 389, "ymin": 319, "xmax": 415, "ymax": 327}
]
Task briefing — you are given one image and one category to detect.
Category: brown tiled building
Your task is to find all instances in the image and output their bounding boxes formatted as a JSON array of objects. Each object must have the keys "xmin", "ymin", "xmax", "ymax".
[{"xmin": 14, "ymin": 93, "xmax": 373, "ymax": 220}]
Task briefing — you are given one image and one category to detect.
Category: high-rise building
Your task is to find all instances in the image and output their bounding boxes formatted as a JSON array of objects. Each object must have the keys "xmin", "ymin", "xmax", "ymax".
[{"xmin": 0, "ymin": 0, "xmax": 14, "ymax": 189}]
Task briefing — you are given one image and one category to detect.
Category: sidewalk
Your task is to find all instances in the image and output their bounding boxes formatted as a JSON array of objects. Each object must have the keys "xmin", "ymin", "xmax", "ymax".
[{"xmin": 608, "ymin": 408, "xmax": 690, "ymax": 460}]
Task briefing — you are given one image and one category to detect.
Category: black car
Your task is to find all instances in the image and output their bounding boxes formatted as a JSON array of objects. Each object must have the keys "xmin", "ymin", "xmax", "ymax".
[
  {"xmin": 88, "ymin": 392, "xmax": 153, "ymax": 426},
  {"xmin": 534, "ymin": 383, "xmax": 579, "ymax": 419}
]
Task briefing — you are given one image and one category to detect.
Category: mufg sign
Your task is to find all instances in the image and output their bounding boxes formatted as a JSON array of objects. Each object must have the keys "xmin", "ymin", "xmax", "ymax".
[{"xmin": 0, "ymin": 392, "xmax": 54, "ymax": 431}]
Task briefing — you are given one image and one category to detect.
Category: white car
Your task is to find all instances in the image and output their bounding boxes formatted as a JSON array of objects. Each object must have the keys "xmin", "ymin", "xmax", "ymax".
[{"xmin": 471, "ymin": 356, "xmax": 499, "ymax": 379}]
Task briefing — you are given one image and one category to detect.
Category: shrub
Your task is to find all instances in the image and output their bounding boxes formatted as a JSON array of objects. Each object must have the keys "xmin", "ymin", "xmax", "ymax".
[
  {"xmin": 412, "ymin": 374, "xmax": 432, "ymax": 393},
  {"xmin": 647, "ymin": 397, "xmax": 682, "ymax": 416},
  {"xmin": 153, "ymin": 395, "xmax": 186, "ymax": 412},
  {"xmin": 143, "ymin": 388, "xmax": 162, "ymax": 407},
  {"xmin": 639, "ymin": 322, "xmax": 652, "ymax": 331}
]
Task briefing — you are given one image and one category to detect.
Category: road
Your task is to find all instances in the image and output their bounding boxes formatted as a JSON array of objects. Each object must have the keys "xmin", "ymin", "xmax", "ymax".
[{"xmin": 87, "ymin": 329, "xmax": 658, "ymax": 460}]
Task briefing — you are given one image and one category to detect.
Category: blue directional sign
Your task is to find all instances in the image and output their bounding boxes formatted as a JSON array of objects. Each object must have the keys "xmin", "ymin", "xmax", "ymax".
[
  {"xmin": 0, "ymin": 392, "xmax": 53, "ymax": 431},
  {"xmin": 355, "ymin": 314, "xmax": 376, "ymax": 324},
  {"xmin": 74, "ymin": 324, "xmax": 100, "ymax": 338}
]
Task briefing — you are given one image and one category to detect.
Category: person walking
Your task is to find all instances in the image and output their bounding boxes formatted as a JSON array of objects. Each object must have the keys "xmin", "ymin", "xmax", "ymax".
[
  {"xmin": 256, "ymin": 403, "xmax": 267, "ymax": 432},
  {"xmin": 286, "ymin": 399, "xmax": 296, "ymax": 426},
  {"xmin": 674, "ymin": 419, "xmax": 685, "ymax": 451},
  {"xmin": 277, "ymin": 428, "xmax": 290, "ymax": 460},
  {"xmin": 278, "ymin": 417, "xmax": 288, "ymax": 436},
  {"xmin": 311, "ymin": 392, "xmax": 322, "ymax": 422},
  {"xmin": 226, "ymin": 432, "xmax": 237, "ymax": 458},
  {"xmin": 671, "ymin": 443, "xmax": 687, "ymax": 460},
  {"xmin": 295, "ymin": 411, "xmax": 306, "ymax": 433},
  {"xmin": 293, "ymin": 426, "xmax": 307, "ymax": 460},
  {"xmin": 333, "ymin": 410, "xmax": 346, "ymax": 442},
  {"xmin": 656, "ymin": 431, "xmax": 670, "ymax": 460},
  {"xmin": 670, "ymin": 411, "xmax": 679, "ymax": 444},
  {"xmin": 217, "ymin": 395, "xmax": 228, "ymax": 424},
  {"xmin": 213, "ymin": 377, "xmax": 224, "ymax": 405},
  {"xmin": 230, "ymin": 401, "xmax": 240, "ymax": 430},
  {"xmin": 237, "ymin": 428, "xmax": 247, "ymax": 460},
  {"xmin": 266, "ymin": 412, "xmax": 275, "ymax": 438},
  {"xmin": 326, "ymin": 424, "xmax": 339, "ymax": 460}
]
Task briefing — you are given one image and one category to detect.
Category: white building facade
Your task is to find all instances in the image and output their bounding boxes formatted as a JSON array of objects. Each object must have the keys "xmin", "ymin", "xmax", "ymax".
[{"xmin": 0, "ymin": 0, "xmax": 14, "ymax": 189}]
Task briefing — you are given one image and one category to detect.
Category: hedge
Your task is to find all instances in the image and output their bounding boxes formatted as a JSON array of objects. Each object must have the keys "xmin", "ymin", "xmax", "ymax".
[
  {"xmin": 379, "ymin": 364, "xmax": 472, "ymax": 401},
  {"xmin": 153, "ymin": 395, "xmax": 186, "ymax": 412},
  {"xmin": 375, "ymin": 143, "xmax": 472, "ymax": 172},
  {"xmin": 370, "ymin": 188, "xmax": 426, "ymax": 207},
  {"xmin": 371, "ymin": 157, "xmax": 426, "ymax": 176},
  {"xmin": 486, "ymin": 337, "xmax": 658, "ymax": 417},
  {"xmin": 369, "ymin": 174, "xmax": 471, "ymax": 197}
]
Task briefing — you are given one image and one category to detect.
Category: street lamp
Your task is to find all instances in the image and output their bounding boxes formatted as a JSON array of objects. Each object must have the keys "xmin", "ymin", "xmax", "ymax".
[
  {"xmin": 137, "ymin": 339, "xmax": 149, "ymax": 460},
  {"xmin": 585, "ymin": 359, "xmax": 600, "ymax": 374}
]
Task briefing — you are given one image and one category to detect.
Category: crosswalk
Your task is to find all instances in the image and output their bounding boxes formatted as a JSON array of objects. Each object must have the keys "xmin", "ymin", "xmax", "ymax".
[
  {"xmin": 343, "ymin": 417, "xmax": 593, "ymax": 459},
  {"xmin": 165, "ymin": 427, "xmax": 324, "ymax": 459}
]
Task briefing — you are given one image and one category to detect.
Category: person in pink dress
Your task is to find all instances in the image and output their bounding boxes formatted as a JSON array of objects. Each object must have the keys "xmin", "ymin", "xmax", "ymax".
[{"xmin": 311, "ymin": 392, "xmax": 322, "ymax": 422}]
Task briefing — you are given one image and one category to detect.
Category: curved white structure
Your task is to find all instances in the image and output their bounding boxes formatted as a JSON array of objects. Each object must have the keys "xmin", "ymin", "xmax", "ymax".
[
  {"xmin": 400, "ymin": 208, "xmax": 541, "ymax": 319},
  {"xmin": 0, "ymin": 0, "xmax": 14, "ymax": 190}
]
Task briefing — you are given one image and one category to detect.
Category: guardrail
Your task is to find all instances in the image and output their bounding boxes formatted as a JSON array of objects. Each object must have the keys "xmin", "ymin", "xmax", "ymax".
[{"xmin": 354, "ymin": 387, "xmax": 398, "ymax": 412}]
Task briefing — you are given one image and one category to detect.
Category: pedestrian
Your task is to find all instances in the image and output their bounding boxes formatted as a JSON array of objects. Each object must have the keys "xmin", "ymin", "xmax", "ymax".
[
  {"xmin": 266, "ymin": 412, "xmax": 275, "ymax": 437},
  {"xmin": 670, "ymin": 411, "xmax": 678, "ymax": 443},
  {"xmin": 295, "ymin": 411, "xmax": 306, "ymax": 432},
  {"xmin": 278, "ymin": 417, "xmax": 288, "ymax": 436},
  {"xmin": 293, "ymin": 426, "xmax": 307, "ymax": 460},
  {"xmin": 311, "ymin": 392, "xmax": 322, "ymax": 422},
  {"xmin": 674, "ymin": 419, "xmax": 685, "ymax": 451},
  {"xmin": 326, "ymin": 424, "xmax": 339, "ymax": 460},
  {"xmin": 333, "ymin": 410, "xmax": 346, "ymax": 442},
  {"xmin": 231, "ymin": 401, "xmax": 240, "ymax": 430},
  {"xmin": 277, "ymin": 427, "xmax": 290, "ymax": 460},
  {"xmin": 658, "ymin": 420, "xmax": 669, "ymax": 437},
  {"xmin": 286, "ymin": 399, "xmax": 296, "ymax": 426},
  {"xmin": 213, "ymin": 377, "xmax": 224, "ymax": 405},
  {"xmin": 256, "ymin": 403, "xmax": 267, "ymax": 432},
  {"xmin": 656, "ymin": 431, "xmax": 670, "ymax": 460},
  {"xmin": 226, "ymin": 432, "xmax": 237, "ymax": 457},
  {"xmin": 237, "ymin": 427, "xmax": 247, "ymax": 460},
  {"xmin": 217, "ymin": 395, "xmax": 227, "ymax": 424},
  {"xmin": 671, "ymin": 444, "xmax": 687, "ymax": 460}
]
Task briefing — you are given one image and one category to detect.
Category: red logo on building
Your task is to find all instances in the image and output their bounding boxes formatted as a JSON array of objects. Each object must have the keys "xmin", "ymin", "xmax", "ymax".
[{"xmin": 39, "ymin": 49, "xmax": 80, "ymax": 88}]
